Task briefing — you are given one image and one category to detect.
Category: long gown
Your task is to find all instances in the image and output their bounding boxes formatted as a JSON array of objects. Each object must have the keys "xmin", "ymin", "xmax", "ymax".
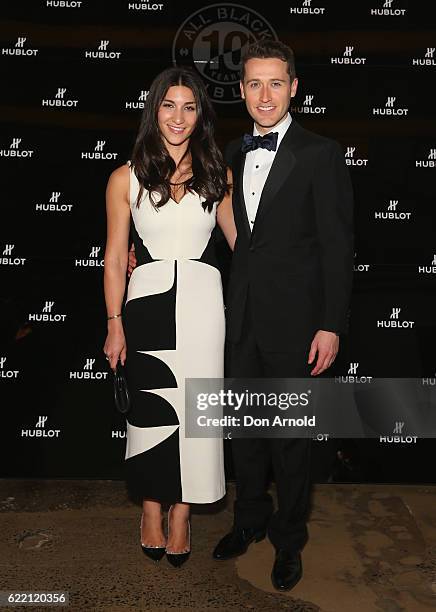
[{"xmin": 123, "ymin": 163, "xmax": 225, "ymax": 503}]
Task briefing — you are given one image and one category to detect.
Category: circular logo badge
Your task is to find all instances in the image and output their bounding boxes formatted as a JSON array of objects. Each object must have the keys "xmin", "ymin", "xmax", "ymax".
[{"xmin": 172, "ymin": 3, "xmax": 278, "ymax": 104}]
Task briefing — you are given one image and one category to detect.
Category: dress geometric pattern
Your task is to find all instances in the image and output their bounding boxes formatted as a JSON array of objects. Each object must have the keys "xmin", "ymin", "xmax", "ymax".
[{"xmin": 123, "ymin": 164, "xmax": 225, "ymax": 503}]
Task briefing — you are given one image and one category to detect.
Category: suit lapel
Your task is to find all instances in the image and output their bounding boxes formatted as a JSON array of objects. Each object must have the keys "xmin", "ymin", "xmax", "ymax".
[
  {"xmin": 232, "ymin": 147, "xmax": 251, "ymax": 238},
  {"xmin": 252, "ymin": 121, "xmax": 297, "ymax": 233}
]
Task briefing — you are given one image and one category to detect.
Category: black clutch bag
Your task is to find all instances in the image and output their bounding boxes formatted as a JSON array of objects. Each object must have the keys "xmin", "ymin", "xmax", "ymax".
[{"xmin": 113, "ymin": 362, "xmax": 131, "ymax": 415}]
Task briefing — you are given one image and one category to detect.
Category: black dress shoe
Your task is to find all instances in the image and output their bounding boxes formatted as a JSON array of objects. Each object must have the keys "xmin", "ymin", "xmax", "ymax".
[
  {"xmin": 141, "ymin": 544, "xmax": 166, "ymax": 562},
  {"xmin": 271, "ymin": 550, "xmax": 302, "ymax": 591},
  {"xmin": 165, "ymin": 506, "xmax": 191, "ymax": 568},
  {"xmin": 165, "ymin": 522, "xmax": 191, "ymax": 568},
  {"xmin": 212, "ymin": 527, "xmax": 266, "ymax": 560},
  {"xmin": 166, "ymin": 541, "xmax": 191, "ymax": 568},
  {"xmin": 140, "ymin": 513, "xmax": 166, "ymax": 562}
]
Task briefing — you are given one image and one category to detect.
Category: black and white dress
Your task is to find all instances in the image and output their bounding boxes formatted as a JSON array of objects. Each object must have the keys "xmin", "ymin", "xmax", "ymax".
[{"xmin": 123, "ymin": 164, "xmax": 225, "ymax": 503}]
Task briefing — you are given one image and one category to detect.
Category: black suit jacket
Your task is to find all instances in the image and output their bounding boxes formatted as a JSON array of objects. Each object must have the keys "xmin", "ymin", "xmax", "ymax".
[{"xmin": 225, "ymin": 119, "xmax": 354, "ymax": 352}]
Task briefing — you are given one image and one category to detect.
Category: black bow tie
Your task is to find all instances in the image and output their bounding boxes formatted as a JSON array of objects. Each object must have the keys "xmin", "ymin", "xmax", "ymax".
[{"xmin": 241, "ymin": 131, "xmax": 278, "ymax": 153}]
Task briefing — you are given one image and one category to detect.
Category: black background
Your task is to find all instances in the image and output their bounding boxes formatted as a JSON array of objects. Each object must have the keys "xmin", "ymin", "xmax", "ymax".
[{"xmin": 1, "ymin": 0, "xmax": 435, "ymax": 484}]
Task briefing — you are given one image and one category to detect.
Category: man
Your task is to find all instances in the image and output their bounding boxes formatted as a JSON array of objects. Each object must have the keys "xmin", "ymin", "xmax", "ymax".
[{"xmin": 212, "ymin": 40, "xmax": 354, "ymax": 591}]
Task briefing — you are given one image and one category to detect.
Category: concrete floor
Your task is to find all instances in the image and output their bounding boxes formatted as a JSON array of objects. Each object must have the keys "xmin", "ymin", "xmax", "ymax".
[{"xmin": 1, "ymin": 480, "xmax": 436, "ymax": 611}]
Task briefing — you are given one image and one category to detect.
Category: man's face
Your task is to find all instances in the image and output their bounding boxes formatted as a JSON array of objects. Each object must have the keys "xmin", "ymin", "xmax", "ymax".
[{"xmin": 240, "ymin": 57, "xmax": 298, "ymax": 134}]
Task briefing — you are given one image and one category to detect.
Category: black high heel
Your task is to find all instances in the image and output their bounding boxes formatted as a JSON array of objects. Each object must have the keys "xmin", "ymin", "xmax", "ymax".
[
  {"xmin": 140, "ymin": 512, "xmax": 166, "ymax": 562},
  {"xmin": 165, "ymin": 505, "xmax": 191, "ymax": 568}
]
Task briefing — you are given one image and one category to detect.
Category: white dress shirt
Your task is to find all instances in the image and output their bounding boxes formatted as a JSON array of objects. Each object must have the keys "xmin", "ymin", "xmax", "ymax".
[{"xmin": 243, "ymin": 112, "xmax": 292, "ymax": 230}]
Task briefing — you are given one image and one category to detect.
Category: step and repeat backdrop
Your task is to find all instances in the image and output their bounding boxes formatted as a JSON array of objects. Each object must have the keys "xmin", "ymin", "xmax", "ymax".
[{"xmin": 1, "ymin": 0, "xmax": 435, "ymax": 483}]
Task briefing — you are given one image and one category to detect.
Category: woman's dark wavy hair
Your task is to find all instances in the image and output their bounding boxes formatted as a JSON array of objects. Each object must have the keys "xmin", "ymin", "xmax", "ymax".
[{"xmin": 130, "ymin": 66, "xmax": 228, "ymax": 212}]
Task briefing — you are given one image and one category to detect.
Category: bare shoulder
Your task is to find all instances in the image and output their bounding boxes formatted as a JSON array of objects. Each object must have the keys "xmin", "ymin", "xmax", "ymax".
[
  {"xmin": 106, "ymin": 163, "xmax": 130, "ymax": 198},
  {"xmin": 108, "ymin": 163, "xmax": 130, "ymax": 186},
  {"xmin": 105, "ymin": 164, "xmax": 131, "ymax": 214}
]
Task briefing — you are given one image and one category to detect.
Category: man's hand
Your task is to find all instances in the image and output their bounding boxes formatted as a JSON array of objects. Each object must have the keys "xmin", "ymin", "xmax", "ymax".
[
  {"xmin": 127, "ymin": 243, "xmax": 137, "ymax": 277},
  {"xmin": 308, "ymin": 330, "xmax": 339, "ymax": 376}
]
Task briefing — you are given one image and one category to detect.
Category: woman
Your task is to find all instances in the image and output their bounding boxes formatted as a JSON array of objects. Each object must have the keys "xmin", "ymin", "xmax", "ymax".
[{"xmin": 103, "ymin": 66, "xmax": 236, "ymax": 568}]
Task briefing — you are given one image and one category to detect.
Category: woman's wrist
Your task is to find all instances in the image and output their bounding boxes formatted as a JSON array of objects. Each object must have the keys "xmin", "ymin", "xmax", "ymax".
[{"xmin": 107, "ymin": 317, "xmax": 124, "ymax": 331}]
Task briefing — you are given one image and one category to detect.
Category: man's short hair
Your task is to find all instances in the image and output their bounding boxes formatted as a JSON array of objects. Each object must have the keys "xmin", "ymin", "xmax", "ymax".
[{"xmin": 240, "ymin": 40, "xmax": 296, "ymax": 82}]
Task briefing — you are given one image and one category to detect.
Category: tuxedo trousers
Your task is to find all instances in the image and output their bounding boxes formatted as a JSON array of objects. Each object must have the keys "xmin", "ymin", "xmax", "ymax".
[{"xmin": 226, "ymin": 293, "xmax": 312, "ymax": 553}]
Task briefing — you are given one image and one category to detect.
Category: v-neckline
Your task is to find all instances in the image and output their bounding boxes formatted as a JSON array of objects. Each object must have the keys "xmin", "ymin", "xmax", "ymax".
[
  {"xmin": 169, "ymin": 190, "xmax": 191, "ymax": 205},
  {"xmin": 169, "ymin": 174, "xmax": 193, "ymax": 204}
]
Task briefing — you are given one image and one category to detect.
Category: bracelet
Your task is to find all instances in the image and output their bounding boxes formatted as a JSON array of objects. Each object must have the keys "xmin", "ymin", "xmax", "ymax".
[{"xmin": 107, "ymin": 313, "xmax": 122, "ymax": 320}]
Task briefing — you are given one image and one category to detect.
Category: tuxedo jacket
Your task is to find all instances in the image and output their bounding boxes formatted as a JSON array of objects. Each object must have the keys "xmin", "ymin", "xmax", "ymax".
[{"xmin": 225, "ymin": 119, "xmax": 354, "ymax": 352}]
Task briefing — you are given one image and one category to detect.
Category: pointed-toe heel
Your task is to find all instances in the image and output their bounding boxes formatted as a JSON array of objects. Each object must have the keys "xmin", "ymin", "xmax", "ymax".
[
  {"xmin": 165, "ymin": 505, "xmax": 191, "ymax": 568},
  {"xmin": 140, "ymin": 512, "xmax": 166, "ymax": 562},
  {"xmin": 141, "ymin": 545, "xmax": 166, "ymax": 562},
  {"xmin": 166, "ymin": 545, "xmax": 191, "ymax": 568}
]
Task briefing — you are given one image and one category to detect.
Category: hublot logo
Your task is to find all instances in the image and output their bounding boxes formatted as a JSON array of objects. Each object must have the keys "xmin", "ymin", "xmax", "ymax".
[
  {"xmin": 42, "ymin": 87, "xmax": 79, "ymax": 108},
  {"xmin": 289, "ymin": 0, "xmax": 326, "ymax": 15},
  {"xmin": 125, "ymin": 90, "xmax": 149, "ymax": 110},
  {"xmin": 418, "ymin": 254, "xmax": 436, "ymax": 275},
  {"xmin": 0, "ymin": 137, "xmax": 34, "ymax": 158},
  {"xmin": 127, "ymin": 2, "xmax": 164, "ymax": 10},
  {"xmin": 353, "ymin": 252, "xmax": 370, "ymax": 272},
  {"xmin": 28, "ymin": 301, "xmax": 67, "ymax": 323},
  {"xmin": 0, "ymin": 356, "xmax": 19, "ymax": 379},
  {"xmin": 412, "ymin": 47, "xmax": 436, "ymax": 67},
  {"xmin": 416, "ymin": 148, "xmax": 436, "ymax": 168},
  {"xmin": 2, "ymin": 36, "xmax": 39, "ymax": 57},
  {"xmin": 372, "ymin": 96, "xmax": 408, "ymax": 117},
  {"xmin": 81, "ymin": 140, "xmax": 118, "ymax": 160},
  {"xmin": 374, "ymin": 199, "xmax": 412, "ymax": 220},
  {"xmin": 35, "ymin": 191, "xmax": 74, "ymax": 213},
  {"xmin": 0, "ymin": 244, "xmax": 26, "ymax": 266},
  {"xmin": 84, "ymin": 40, "xmax": 121, "ymax": 60},
  {"xmin": 377, "ymin": 307, "xmax": 415, "ymax": 329},
  {"xmin": 380, "ymin": 421, "xmax": 417, "ymax": 444},
  {"xmin": 46, "ymin": 0, "xmax": 83, "ymax": 6},
  {"xmin": 331, "ymin": 46, "xmax": 367, "ymax": 65},
  {"xmin": 290, "ymin": 93, "xmax": 326, "ymax": 115},
  {"xmin": 345, "ymin": 146, "xmax": 368, "ymax": 167},
  {"xmin": 75, "ymin": 246, "xmax": 104, "ymax": 267},
  {"xmin": 370, "ymin": 0, "xmax": 406, "ymax": 16},
  {"xmin": 21, "ymin": 416, "xmax": 61, "ymax": 438},
  {"xmin": 335, "ymin": 362, "xmax": 373, "ymax": 384},
  {"xmin": 69, "ymin": 357, "xmax": 108, "ymax": 380}
]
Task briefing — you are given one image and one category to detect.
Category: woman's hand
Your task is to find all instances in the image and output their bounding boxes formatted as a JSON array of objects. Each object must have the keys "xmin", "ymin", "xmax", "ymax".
[
  {"xmin": 103, "ymin": 321, "xmax": 127, "ymax": 370},
  {"xmin": 128, "ymin": 243, "xmax": 137, "ymax": 277}
]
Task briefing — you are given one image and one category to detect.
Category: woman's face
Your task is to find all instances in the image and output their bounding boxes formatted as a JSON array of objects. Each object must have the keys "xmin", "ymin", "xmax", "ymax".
[{"xmin": 157, "ymin": 85, "xmax": 198, "ymax": 149}]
